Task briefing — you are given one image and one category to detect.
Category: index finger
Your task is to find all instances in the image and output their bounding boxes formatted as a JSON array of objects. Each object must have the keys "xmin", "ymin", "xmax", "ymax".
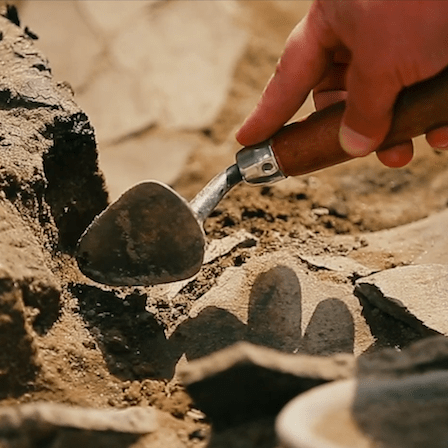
[{"xmin": 236, "ymin": 4, "xmax": 336, "ymax": 146}]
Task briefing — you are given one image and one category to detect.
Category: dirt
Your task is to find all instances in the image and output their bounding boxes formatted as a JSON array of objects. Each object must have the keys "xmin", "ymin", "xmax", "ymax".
[{"xmin": 2, "ymin": 2, "xmax": 448, "ymax": 448}]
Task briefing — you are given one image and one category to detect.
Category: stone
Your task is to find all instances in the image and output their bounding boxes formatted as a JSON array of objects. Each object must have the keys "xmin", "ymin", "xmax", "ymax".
[
  {"xmin": 355, "ymin": 264, "xmax": 448, "ymax": 336},
  {"xmin": 0, "ymin": 402, "xmax": 158, "ymax": 434},
  {"xmin": 0, "ymin": 266, "xmax": 40, "ymax": 397},
  {"xmin": 0, "ymin": 403, "xmax": 158, "ymax": 448},
  {"xmin": 20, "ymin": 0, "xmax": 248, "ymax": 199},
  {"xmin": 353, "ymin": 371, "xmax": 448, "ymax": 448},
  {"xmin": 76, "ymin": 66, "xmax": 158, "ymax": 146},
  {"xmin": 179, "ymin": 341, "xmax": 354, "ymax": 428},
  {"xmin": 149, "ymin": 231, "xmax": 257, "ymax": 309},
  {"xmin": 0, "ymin": 13, "xmax": 107, "ymax": 248},
  {"xmin": 0, "ymin": 12, "xmax": 106, "ymax": 396},
  {"xmin": 357, "ymin": 335, "xmax": 448, "ymax": 378},
  {"xmin": 0, "ymin": 201, "xmax": 60, "ymax": 333}
]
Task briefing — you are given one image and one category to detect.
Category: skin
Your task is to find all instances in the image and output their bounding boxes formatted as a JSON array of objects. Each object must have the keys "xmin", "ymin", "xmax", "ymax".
[{"xmin": 236, "ymin": 0, "xmax": 448, "ymax": 168}]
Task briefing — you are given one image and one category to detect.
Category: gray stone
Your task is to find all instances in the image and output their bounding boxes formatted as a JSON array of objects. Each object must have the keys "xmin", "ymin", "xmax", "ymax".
[
  {"xmin": 179, "ymin": 341, "xmax": 354, "ymax": 428},
  {"xmin": 355, "ymin": 264, "xmax": 448, "ymax": 335}
]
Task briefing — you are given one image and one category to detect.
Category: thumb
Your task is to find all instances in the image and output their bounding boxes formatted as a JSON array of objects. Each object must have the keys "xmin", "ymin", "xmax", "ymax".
[{"xmin": 339, "ymin": 63, "xmax": 402, "ymax": 157}]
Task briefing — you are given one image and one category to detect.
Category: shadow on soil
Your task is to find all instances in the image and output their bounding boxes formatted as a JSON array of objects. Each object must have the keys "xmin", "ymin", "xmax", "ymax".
[{"xmin": 71, "ymin": 265, "xmax": 355, "ymax": 383}]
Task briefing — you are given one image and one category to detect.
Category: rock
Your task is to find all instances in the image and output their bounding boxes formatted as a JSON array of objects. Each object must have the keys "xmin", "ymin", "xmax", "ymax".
[
  {"xmin": 0, "ymin": 403, "xmax": 158, "ymax": 448},
  {"xmin": 0, "ymin": 267, "xmax": 41, "ymax": 397},
  {"xmin": 21, "ymin": 1, "xmax": 247, "ymax": 199},
  {"xmin": 49, "ymin": 0, "xmax": 247, "ymax": 144},
  {"xmin": 357, "ymin": 335, "xmax": 448, "ymax": 378},
  {"xmin": 0, "ymin": 10, "xmax": 107, "ymax": 396},
  {"xmin": 353, "ymin": 371, "xmax": 448, "ymax": 448},
  {"xmin": 355, "ymin": 264, "xmax": 448, "ymax": 336},
  {"xmin": 0, "ymin": 13, "xmax": 107, "ymax": 248},
  {"xmin": 0, "ymin": 402, "xmax": 158, "ymax": 434},
  {"xmin": 0, "ymin": 201, "xmax": 60, "ymax": 331},
  {"xmin": 150, "ymin": 231, "xmax": 257, "ymax": 310},
  {"xmin": 179, "ymin": 341, "xmax": 354, "ymax": 428}
]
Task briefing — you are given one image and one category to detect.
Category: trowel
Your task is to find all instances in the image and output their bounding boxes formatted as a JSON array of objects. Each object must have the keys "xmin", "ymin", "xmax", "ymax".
[{"xmin": 77, "ymin": 67, "xmax": 448, "ymax": 286}]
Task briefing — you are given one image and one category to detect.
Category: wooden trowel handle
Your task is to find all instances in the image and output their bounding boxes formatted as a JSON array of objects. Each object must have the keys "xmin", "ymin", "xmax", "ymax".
[{"xmin": 271, "ymin": 66, "xmax": 448, "ymax": 177}]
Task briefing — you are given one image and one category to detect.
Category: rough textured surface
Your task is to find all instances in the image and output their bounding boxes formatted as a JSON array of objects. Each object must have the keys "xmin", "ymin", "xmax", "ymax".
[
  {"xmin": 353, "ymin": 371, "xmax": 448, "ymax": 448},
  {"xmin": 178, "ymin": 250, "xmax": 369, "ymax": 358},
  {"xmin": 0, "ymin": 402, "xmax": 158, "ymax": 434},
  {"xmin": 355, "ymin": 264, "xmax": 448, "ymax": 336},
  {"xmin": 3, "ymin": 2, "xmax": 448, "ymax": 448},
  {"xmin": 179, "ymin": 341, "xmax": 354, "ymax": 428},
  {"xmin": 358, "ymin": 335, "xmax": 448, "ymax": 378},
  {"xmin": 21, "ymin": 0, "xmax": 248, "ymax": 200},
  {"xmin": 0, "ymin": 9, "xmax": 107, "ymax": 399},
  {"xmin": 0, "ymin": 13, "xmax": 107, "ymax": 249}
]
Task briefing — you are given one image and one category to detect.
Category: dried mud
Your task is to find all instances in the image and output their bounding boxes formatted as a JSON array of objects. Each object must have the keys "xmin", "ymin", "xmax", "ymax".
[{"xmin": 2, "ymin": 2, "xmax": 448, "ymax": 448}]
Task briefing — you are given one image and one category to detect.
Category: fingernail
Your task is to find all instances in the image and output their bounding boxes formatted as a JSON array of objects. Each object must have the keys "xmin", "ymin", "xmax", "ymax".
[
  {"xmin": 434, "ymin": 142, "xmax": 448, "ymax": 150},
  {"xmin": 339, "ymin": 124, "xmax": 375, "ymax": 157}
]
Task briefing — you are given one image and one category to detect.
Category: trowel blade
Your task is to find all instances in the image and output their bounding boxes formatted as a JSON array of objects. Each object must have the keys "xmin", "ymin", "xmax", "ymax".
[{"xmin": 76, "ymin": 181, "xmax": 205, "ymax": 286}]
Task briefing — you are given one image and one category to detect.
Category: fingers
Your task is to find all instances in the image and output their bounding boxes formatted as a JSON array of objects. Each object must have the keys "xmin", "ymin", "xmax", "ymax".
[
  {"xmin": 313, "ymin": 89, "xmax": 347, "ymax": 110},
  {"xmin": 376, "ymin": 141, "xmax": 414, "ymax": 168},
  {"xmin": 426, "ymin": 125, "xmax": 448, "ymax": 149},
  {"xmin": 313, "ymin": 59, "xmax": 348, "ymax": 110},
  {"xmin": 236, "ymin": 4, "xmax": 336, "ymax": 147},
  {"xmin": 340, "ymin": 63, "xmax": 402, "ymax": 157}
]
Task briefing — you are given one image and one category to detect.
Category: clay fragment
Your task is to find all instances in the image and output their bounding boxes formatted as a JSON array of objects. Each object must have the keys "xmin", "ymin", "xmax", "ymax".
[
  {"xmin": 355, "ymin": 264, "xmax": 448, "ymax": 336},
  {"xmin": 179, "ymin": 341, "xmax": 354, "ymax": 428}
]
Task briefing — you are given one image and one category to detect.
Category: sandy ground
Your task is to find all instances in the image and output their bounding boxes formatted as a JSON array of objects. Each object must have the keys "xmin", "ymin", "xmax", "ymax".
[{"xmin": 2, "ymin": 1, "xmax": 448, "ymax": 447}]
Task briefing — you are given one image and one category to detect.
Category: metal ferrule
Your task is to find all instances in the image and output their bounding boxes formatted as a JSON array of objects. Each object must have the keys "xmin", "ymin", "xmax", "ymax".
[{"xmin": 236, "ymin": 140, "xmax": 286, "ymax": 185}]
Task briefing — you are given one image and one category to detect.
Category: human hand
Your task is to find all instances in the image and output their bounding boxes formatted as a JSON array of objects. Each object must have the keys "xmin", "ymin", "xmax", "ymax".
[{"xmin": 236, "ymin": 0, "xmax": 448, "ymax": 168}]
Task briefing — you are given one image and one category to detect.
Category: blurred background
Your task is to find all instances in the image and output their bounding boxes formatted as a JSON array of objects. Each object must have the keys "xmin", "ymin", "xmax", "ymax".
[{"xmin": 15, "ymin": 0, "xmax": 314, "ymax": 201}]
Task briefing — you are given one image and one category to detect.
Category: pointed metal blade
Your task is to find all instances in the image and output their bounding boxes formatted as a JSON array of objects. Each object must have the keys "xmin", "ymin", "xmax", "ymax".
[{"xmin": 76, "ymin": 181, "xmax": 205, "ymax": 286}]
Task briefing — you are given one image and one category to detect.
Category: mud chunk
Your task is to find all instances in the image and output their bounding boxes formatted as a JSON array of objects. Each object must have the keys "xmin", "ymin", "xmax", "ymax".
[
  {"xmin": 0, "ymin": 403, "xmax": 158, "ymax": 448},
  {"xmin": 0, "ymin": 12, "xmax": 107, "ymax": 248},
  {"xmin": 353, "ymin": 371, "xmax": 448, "ymax": 448},
  {"xmin": 355, "ymin": 264, "xmax": 448, "ymax": 336},
  {"xmin": 0, "ymin": 271, "xmax": 40, "ymax": 398},
  {"xmin": 179, "ymin": 341, "xmax": 354, "ymax": 428},
  {"xmin": 0, "ymin": 9, "xmax": 107, "ymax": 399},
  {"xmin": 358, "ymin": 335, "xmax": 448, "ymax": 378}
]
